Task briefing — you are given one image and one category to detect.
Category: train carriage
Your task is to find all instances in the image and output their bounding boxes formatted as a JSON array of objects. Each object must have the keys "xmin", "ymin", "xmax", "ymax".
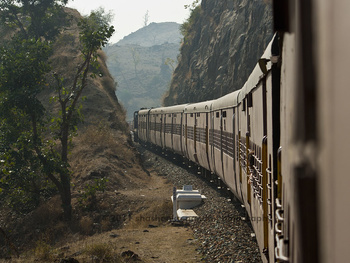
[
  {"xmin": 134, "ymin": 1, "xmax": 350, "ymax": 261},
  {"xmin": 162, "ymin": 104, "xmax": 187, "ymax": 154},
  {"xmin": 137, "ymin": 109, "xmax": 151, "ymax": 142},
  {"xmin": 236, "ymin": 38, "xmax": 276, "ymax": 259},
  {"xmin": 149, "ymin": 107, "xmax": 167, "ymax": 147},
  {"xmin": 264, "ymin": 50, "xmax": 279, "ymax": 263},
  {"xmin": 236, "ymin": 85, "xmax": 250, "ymax": 207},
  {"xmin": 210, "ymin": 92, "xmax": 240, "ymax": 194},
  {"xmin": 183, "ymin": 101, "xmax": 214, "ymax": 171}
]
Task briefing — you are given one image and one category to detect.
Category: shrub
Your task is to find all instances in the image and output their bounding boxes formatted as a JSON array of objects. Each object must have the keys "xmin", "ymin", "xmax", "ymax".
[
  {"xmin": 78, "ymin": 178, "xmax": 108, "ymax": 210},
  {"xmin": 85, "ymin": 243, "xmax": 122, "ymax": 263},
  {"xmin": 180, "ymin": 2, "xmax": 202, "ymax": 42},
  {"xmin": 34, "ymin": 241, "xmax": 54, "ymax": 261}
]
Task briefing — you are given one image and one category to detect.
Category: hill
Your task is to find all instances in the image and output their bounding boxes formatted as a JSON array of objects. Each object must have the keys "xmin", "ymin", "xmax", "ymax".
[
  {"xmin": 0, "ymin": 9, "xmax": 201, "ymax": 259},
  {"xmin": 0, "ymin": 7, "xmax": 153, "ymax": 260},
  {"xmin": 116, "ymin": 22, "xmax": 182, "ymax": 47},
  {"xmin": 0, "ymin": 1, "xmax": 273, "ymax": 261},
  {"xmin": 104, "ymin": 22, "xmax": 181, "ymax": 121}
]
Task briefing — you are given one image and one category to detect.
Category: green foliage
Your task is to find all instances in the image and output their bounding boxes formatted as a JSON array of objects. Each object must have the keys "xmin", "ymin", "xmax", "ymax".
[
  {"xmin": 0, "ymin": 37, "xmax": 58, "ymax": 213},
  {"xmin": 0, "ymin": 6, "xmax": 115, "ymax": 220},
  {"xmin": 78, "ymin": 11, "xmax": 115, "ymax": 61},
  {"xmin": 34, "ymin": 240, "xmax": 55, "ymax": 261},
  {"xmin": 0, "ymin": 38, "xmax": 51, "ymax": 116},
  {"xmin": 78, "ymin": 178, "xmax": 108, "ymax": 210},
  {"xmin": 180, "ymin": 1, "xmax": 201, "ymax": 42},
  {"xmin": 184, "ymin": 0, "xmax": 200, "ymax": 10},
  {"xmin": 165, "ymin": 57, "xmax": 176, "ymax": 72},
  {"xmin": 0, "ymin": 0, "xmax": 69, "ymax": 40}
]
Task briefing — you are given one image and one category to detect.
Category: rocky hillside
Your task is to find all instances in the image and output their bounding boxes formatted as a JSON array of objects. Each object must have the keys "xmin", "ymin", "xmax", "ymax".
[
  {"xmin": 104, "ymin": 23, "xmax": 181, "ymax": 121},
  {"xmin": 116, "ymin": 22, "xmax": 182, "ymax": 47},
  {"xmin": 163, "ymin": 0, "xmax": 273, "ymax": 105},
  {"xmin": 0, "ymin": 7, "xmax": 151, "ymax": 258}
]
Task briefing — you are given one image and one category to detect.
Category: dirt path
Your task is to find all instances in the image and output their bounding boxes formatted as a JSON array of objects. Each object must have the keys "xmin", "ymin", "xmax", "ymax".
[
  {"xmin": 59, "ymin": 167, "xmax": 202, "ymax": 263},
  {"xmin": 114, "ymin": 171, "xmax": 202, "ymax": 262},
  {"xmin": 69, "ymin": 225, "xmax": 201, "ymax": 263}
]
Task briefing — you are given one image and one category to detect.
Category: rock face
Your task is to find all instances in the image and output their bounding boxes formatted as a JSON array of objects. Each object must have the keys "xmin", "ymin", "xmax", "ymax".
[{"xmin": 163, "ymin": 0, "xmax": 273, "ymax": 106}]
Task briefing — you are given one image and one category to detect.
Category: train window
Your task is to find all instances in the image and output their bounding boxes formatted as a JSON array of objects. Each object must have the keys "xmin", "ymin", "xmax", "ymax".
[
  {"xmin": 197, "ymin": 113, "xmax": 200, "ymax": 117},
  {"xmin": 168, "ymin": 114, "xmax": 171, "ymax": 117},
  {"xmin": 174, "ymin": 114, "xmax": 177, "ymax": 117},
  {"xmin": 223, "ymin": 111, "xmax": 227, "ymax": 118},
  {"xmin": 216, "ymin": 112, "xmax": 220, "ymax": 118},
  {"xmin": 242, "ymin": 99, "xmax": 246, "ymax": 111},
  {"xmin": 247, "ymin": 93, "xmax": 253, "ymax": 108},
  {"xmin": 190, "ymin": 113, "xmax": 193, "ymax": 117}
]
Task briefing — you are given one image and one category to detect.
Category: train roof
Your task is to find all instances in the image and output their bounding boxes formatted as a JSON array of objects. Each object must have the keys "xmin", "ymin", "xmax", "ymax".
[
  {"xmin": 160, "ymin": 104, "xmax": 188, "ymax": 114},
  {"xmin": 149, "ymin": 104, "xmax": 188, "ymax": 114},
  {"xmin": 211, "ymin": 90, "xmax": 241, "ymax": 110},
  {"xmin": 138, "ymin": 108, "xmax": 151, "ymax": 115},
  {"xmin": 149, "ymin": 107, "xmax": 167, "ymax": 114},
  {"xmin": 238, "ymin": 35, "xmax": 274, "ymax": 102},
  {"xmin": 184, "ymin": 100, "xmax": 215, "ymax": 113}
]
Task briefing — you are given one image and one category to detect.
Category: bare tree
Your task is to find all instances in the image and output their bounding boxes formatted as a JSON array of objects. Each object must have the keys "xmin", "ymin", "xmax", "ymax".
[
  {"xmin": 129, "ymin": 47, "xmax": 140, "ymax": 78},
  {"xmin": 143, "ymin": 10, "xmax": 150, "ymax": 27}
]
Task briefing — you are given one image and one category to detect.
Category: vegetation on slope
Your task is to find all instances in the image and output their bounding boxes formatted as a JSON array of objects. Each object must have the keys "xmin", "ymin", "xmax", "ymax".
[
  {"xmin": 104, "ymin": 23, "xmax": 181, "ymax": 121},
  {"xmin": 0, "ymin": 3, "xmax": 150, "ymax": 260},
  {"xmin": 0, "ymin": 0, "xmax": 115, "ymax": 221}
]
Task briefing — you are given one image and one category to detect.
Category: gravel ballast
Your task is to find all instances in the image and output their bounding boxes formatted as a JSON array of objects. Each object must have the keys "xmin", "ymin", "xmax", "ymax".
[{"xmin": 138, "ymin": 144, "xmax": 262, "ymax": 263}]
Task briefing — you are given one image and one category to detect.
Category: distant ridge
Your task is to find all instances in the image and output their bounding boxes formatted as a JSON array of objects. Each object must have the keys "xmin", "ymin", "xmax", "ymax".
[
  {"xmin": 104, "ymin": 22, "xmax": 182, "ymax": 121},
  {"xmin": 116, "ymin": 22, "xmax": 181, "ymax": 47}
]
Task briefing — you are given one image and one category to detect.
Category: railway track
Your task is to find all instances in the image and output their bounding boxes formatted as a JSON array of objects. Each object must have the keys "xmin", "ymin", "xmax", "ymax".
[{"xmin": 138, "ymin": 144, "xmax": 262, "ymax": 262}]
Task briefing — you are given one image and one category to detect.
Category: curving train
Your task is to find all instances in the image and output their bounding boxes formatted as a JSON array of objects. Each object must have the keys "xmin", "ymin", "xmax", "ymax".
[{"xmin": 133, "ymin": 1, "xmax": 350, "ymax": 262}]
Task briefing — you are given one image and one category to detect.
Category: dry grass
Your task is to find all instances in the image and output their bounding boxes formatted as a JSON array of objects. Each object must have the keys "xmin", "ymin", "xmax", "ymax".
[
  {"xmin": 32, "ymin": 241, "xmax": 55, "ymax": 262},
  {"xmin": 127, "ymin": 200, "xmax": 173, "ymax": 229},
  {"xmin": 77, "ymin": 121, "xmax": 119, "ymax": 150},
  {"xmin": 84, "ymin": 243, "xmax": 122, "ymax": 263},
  {"xmin": 0, "ymin": 7, "xmax": 174, "ymax": 263},
  {"xmin": 79, "ymin": 216, "xmax": 94, "ymax": 235}
]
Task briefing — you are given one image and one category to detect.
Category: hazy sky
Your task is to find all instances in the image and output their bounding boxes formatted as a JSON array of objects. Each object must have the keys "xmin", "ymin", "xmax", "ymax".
[{"xmin": 67, "ymin": 0, "xmax": 193, "ymax": 43}]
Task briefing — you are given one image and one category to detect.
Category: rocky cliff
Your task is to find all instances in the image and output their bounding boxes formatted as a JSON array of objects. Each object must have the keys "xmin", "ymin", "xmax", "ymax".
[{"xmin": 163, "ymin": 0, "xmax": 273, "ymax": 105}]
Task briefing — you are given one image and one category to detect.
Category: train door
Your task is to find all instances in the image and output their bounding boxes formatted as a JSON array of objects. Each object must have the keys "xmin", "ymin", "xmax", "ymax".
[
  {"xmin": 213, "ymin": 110, "xmax": 223, "ymax": 180},
  {"xmin": 150, "ymin": 114, "xmax": 155, "ymax": 144},
  {"xmin": 261, "ymin": 77, "xmax": 269, "ymax": 253},
  {"xmin": 171, "ymin": 113, "xmax": 174, "ymax": 150},
  {"xmin": 205, "ymin": 112, "xmax": 211, "ymax": 172},
  {"xmin": 232, "ymin": 109, "xmax": 238, "ymax": 195},
  {"xmin": 236, "ymin": 102, "xmax": 242, "ymax": 193},
  {"xmin": 187, "ymin": 112, "xmax": 197, "ymax": 164},
  {"xmin": 246, "ymin": 96, "xmax": 252, "ymax": 206},
  {"xmin": 180, "ymin": 112, "xmax": 184, "ymax": 155},
  {"xmin": 220, "ymin": 111, "xmax": 225, "ymax": 182},
  {"xmin": 160, "ymin": 114, "xmax": 163, "ymax": 148},
  {"xmin": 133, "ymin": 111, "xmax": 138, "ymax": 142},
  {"xmin": 194, "ymin": 113, "xmax": 198, "ymax": 163},
  {"xmin": 162, "ymin": 114, "xmax": 166, "ymax": 148},
  {"xmin": 148, "ymin": 113, "xmax": 152, "ymax": 143},
  {"xmin": 209, "ymin": 110, "xmax": 215, "ymax": 174},
  {"xmin": 184, "ymin": 113, "xmax": 188, "ymax": 159}
]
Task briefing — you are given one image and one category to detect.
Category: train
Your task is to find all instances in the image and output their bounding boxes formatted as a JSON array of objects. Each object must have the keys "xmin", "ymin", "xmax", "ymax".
[{"xmin": 133, "ymin": 1, "xmax": 350, "ymax": 262}]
